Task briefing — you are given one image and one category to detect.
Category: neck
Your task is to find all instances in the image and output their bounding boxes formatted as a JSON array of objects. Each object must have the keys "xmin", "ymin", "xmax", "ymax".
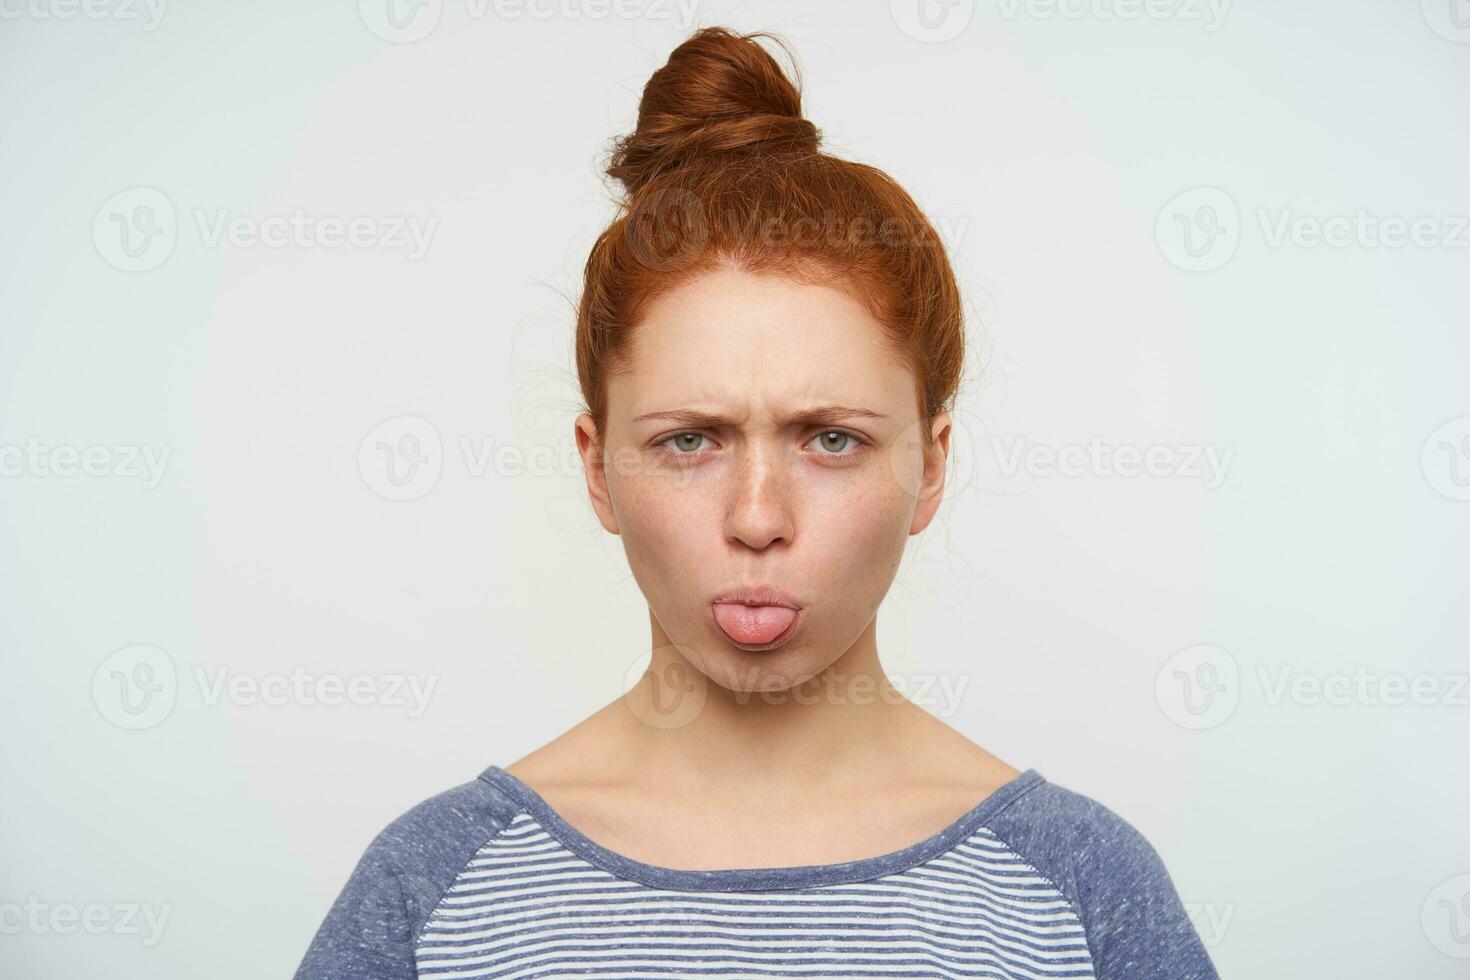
[{"xmin": 603, "ymin": 616, "xmax": 932, "ymax": 794}]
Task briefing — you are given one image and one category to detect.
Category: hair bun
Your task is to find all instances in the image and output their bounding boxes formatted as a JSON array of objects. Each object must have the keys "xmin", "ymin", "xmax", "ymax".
[{"xmin": 608, "ymin": 26, "xmax": 821, "ymax": 195}]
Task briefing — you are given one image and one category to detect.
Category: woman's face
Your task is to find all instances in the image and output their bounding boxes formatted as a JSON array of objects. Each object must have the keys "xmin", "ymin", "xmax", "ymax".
[{"xmin": 577, "ymin": 264, "xmax": 950, "ymax": 695}]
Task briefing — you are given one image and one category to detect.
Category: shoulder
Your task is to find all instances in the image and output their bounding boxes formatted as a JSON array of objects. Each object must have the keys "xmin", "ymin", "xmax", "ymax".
[
  {"xmin": 358, "ymin": 768, "xmax": 526, "ymax": 879},
  {"xmin": 986, "ymin": 775, "xmax": 1164, "ymax": 880},
  {"xmin": 981, "ymin": 773, "xmax": 1221, "ymax": 980},
  {"xmin": 292, "ymin": 768, "xmax": 527, "ymax": 980},
  {"xmin": 340, "ymin": 769, "xmax": 527, "ymax": 925}
]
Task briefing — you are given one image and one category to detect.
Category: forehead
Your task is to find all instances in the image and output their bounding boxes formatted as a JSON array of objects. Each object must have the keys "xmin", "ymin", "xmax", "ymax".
[{"xmin": 616, "ymin": 266, "xmax": 915, "ymax": 417}]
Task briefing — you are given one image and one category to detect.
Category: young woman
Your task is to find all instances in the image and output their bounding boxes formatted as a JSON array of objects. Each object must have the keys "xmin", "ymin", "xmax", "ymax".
[{"xmin": 295, "ymin": 26, "xmax": 1219, "ymax": 980}]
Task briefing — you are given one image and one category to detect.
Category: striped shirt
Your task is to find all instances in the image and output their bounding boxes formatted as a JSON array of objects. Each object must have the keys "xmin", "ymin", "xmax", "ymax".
[{"xmin": 294, "ymin": 765, "xmax": 1218, "ymax": 979}]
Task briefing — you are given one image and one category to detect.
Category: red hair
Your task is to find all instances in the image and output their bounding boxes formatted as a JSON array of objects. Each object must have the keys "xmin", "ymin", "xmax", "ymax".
[{"xmin": 576, "ymin": 26, "xmax": 965, "ymax": 446}]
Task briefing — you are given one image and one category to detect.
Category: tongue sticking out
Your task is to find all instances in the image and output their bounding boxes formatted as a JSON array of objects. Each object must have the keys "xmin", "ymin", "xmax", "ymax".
[{"xmin": 712, "ymin": 603, "xmax": 797, "ymax": 646}]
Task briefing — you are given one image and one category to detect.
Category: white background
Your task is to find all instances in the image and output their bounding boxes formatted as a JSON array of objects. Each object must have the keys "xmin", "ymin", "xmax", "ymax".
[{"xmin": 2, "ymin": 1, "xmax": 1468, "ymax": 977}]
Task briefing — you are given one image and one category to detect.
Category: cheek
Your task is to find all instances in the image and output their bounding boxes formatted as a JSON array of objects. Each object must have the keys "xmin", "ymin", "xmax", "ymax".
[
  {"xmin": 609, "ymin": 459, "xmax": 914, "ymax": 586},
  {"xmin": 806, "ymin": 476, "xmax": 913, "ymax": 583},
  {"xmin": 609, "ymin": 467, "xmax": 720, "ymax": 577}
]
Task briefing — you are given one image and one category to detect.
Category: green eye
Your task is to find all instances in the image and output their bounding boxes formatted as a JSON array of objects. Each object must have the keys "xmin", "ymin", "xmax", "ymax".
[
  {"xmin": 814, "ymin": 430, "xmax": 854, "ymax": 453},
  {"xmin": 667, "ymin": 433, "xmax": 705, "ymax": 453},
  {"xmin": 659, "ymin": 430, "xmax": 864, "ymax": 458}
]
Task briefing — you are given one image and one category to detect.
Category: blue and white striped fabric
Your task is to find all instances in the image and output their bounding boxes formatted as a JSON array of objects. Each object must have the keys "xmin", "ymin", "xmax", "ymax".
[
  {"xmin": 294, "ymin": 765, "xmax": 1219, "ymax": 980},
  {"xmin": 418, "ymin": 811, "xmax": 1091, "ymax": 977}
]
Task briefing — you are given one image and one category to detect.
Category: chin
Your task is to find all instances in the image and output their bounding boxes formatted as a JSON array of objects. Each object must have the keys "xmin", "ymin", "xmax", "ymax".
[{"xmin": 703, "ymin": 647, "xmax": 829, "ymax": 698}]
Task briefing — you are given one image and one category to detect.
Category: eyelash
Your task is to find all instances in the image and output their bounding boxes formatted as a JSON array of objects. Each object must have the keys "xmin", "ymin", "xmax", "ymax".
[{"xmin": 655, "ymin": 429, "xmax": 869, "ymax": 460}]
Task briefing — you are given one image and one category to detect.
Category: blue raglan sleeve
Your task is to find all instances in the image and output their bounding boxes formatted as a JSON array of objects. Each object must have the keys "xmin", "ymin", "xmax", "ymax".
[
  {"xmin": 292, "ymin": 825, "xmax": 428, "ymax": 980},
  {"xmin": 292, "ymin": 777, "xmax": 518, "ymax": 980},
  {"xmin": 988, "ymin": 781, "xmax": 1220, "ymax": 980}
]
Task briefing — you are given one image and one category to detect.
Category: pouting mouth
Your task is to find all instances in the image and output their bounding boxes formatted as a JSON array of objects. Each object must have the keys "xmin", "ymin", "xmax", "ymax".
[{"xmin": 710, "ymin": 584, "xmax": 803, "ymax": 610}]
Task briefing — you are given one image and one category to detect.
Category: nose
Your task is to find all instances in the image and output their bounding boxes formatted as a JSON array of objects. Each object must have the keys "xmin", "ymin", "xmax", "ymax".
[{"xmin": 724, "ymin": 440, "xmax": 795, "ymax": 551}]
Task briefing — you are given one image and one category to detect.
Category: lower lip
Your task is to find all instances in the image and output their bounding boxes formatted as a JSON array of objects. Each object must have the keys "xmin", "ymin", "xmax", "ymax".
[{"xmin": 711, "ymin": 603, "xmax": 803, "ymax": 652}]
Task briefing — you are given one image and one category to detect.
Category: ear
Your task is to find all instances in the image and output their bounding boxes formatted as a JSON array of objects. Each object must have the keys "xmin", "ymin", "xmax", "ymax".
[
  {"xmin": 908, "ymin": 410, "xmax": 951, "ymax": 535},
  {"xmin": 575, "ymin": 412, "xmax": 620, "ymax": 535}
]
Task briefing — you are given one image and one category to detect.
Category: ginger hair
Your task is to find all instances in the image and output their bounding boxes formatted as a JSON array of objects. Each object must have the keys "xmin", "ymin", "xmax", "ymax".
[{"xmin": 576, "ymin": 26, "xmax": 965, "ymax": 446}]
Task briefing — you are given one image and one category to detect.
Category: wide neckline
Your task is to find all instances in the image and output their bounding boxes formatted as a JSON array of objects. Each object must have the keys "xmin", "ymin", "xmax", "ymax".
[{"xmin": 477, "ymin": 763, "xmax": 1045, "ymax": 892}]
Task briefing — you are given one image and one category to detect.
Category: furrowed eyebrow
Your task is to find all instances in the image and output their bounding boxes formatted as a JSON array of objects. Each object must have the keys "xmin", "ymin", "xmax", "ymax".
[{"xmin": 632, "ymin": 405, "xmax": 889, "ymax": 427}]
